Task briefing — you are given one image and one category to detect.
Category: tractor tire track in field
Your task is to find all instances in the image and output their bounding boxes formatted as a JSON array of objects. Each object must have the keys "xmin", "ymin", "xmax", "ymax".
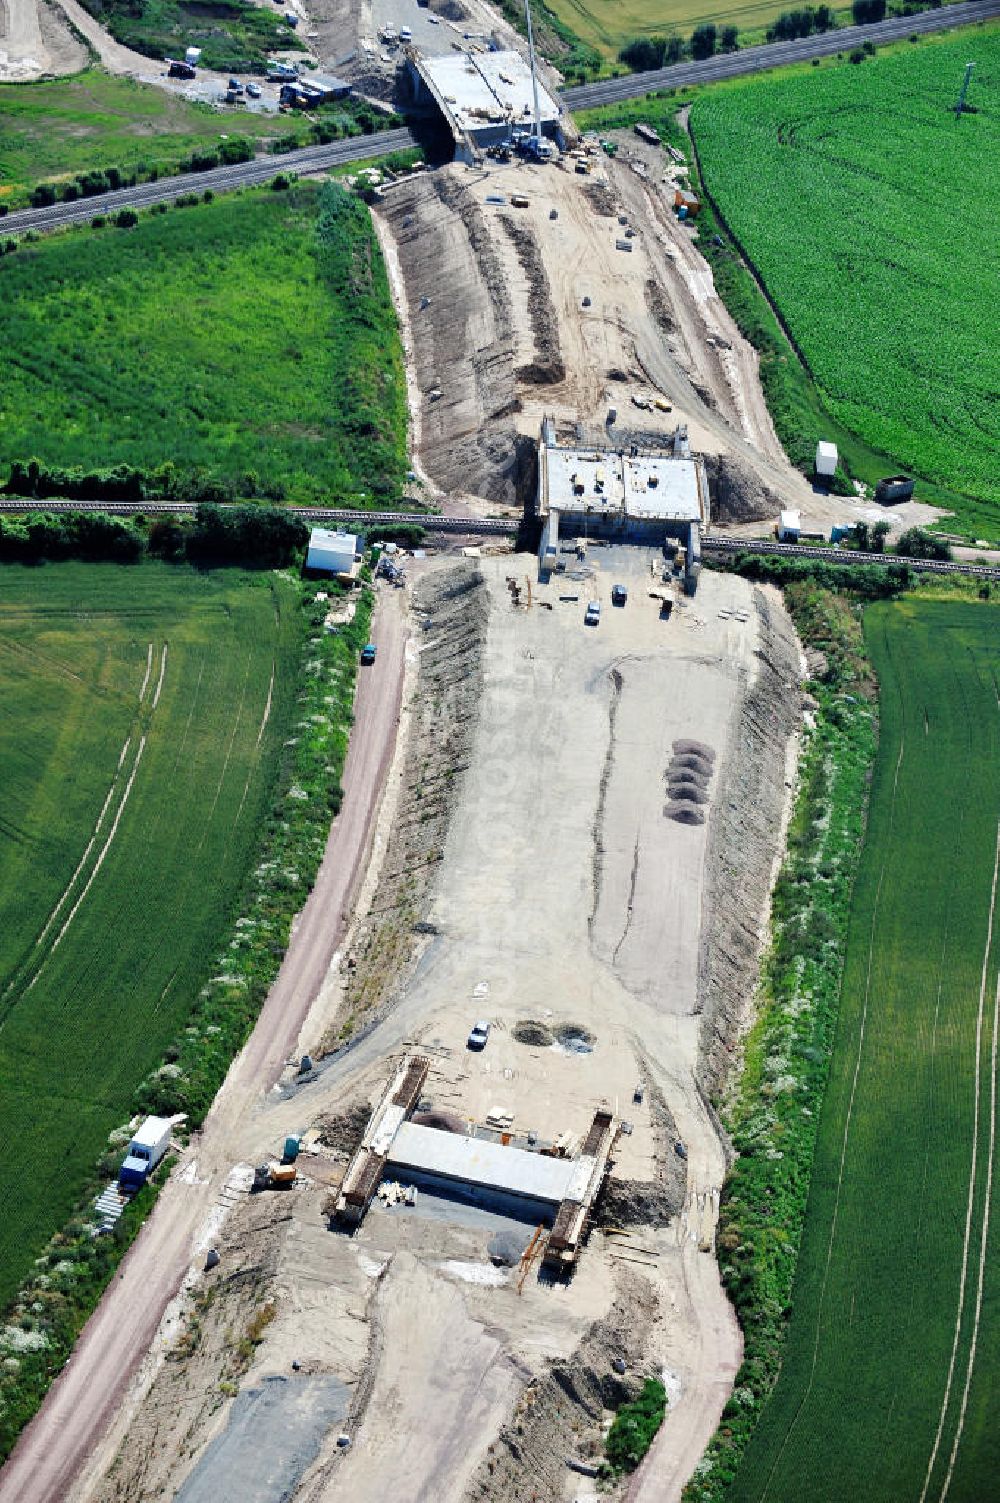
[
  {"xmin": 235, "ymin": 661, "xmax": 276, "ymax": 826},
  {"xmin": 759, "ymin": 713, "xmax": 908, "ymax": 1503},
  {"xmin": 0, "ymin": 644, "xmax": 153, "ymax": 1013},
  {"xmin": 194, "ymin": 645, "xmax": 254, "ymax": 849},
  {"xmin": 3, "ymin": 643, "xmax": 168, "ymax": 1007},
  {"xmin": 921, "ymin": 820, "xmax": 1000, "ymax": 1503}
]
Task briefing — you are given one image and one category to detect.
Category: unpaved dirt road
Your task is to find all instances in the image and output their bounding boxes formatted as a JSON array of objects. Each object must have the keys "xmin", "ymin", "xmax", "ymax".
[
  {"xmin": 0, "ymin": 0, "xmax": 84, "ymax": 79},
  {"xmin": 0, "ymin": 591, "xmax": 407, "ymax": 1503}
]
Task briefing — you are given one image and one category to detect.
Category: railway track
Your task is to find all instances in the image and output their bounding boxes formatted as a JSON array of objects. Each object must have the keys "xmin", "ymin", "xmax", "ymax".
[
  {"xmin": 2, "ymin": 1, "xmax": 995, "ymax": 237},
  {"xmin": 561, "ymin": 0, "xmax": 1000, "ymax": 109},
  {"xmin": 0, "ymin": 128, "xmax": 418, "ymax": 236},
  {"xmin": 1, "ymin": 499, "xmax": 996, "ymax": 577}
]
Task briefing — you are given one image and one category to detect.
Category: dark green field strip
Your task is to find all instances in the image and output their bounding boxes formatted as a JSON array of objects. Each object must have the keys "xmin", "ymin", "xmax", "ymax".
[
  {"xmin": 729, "ymin": 600, "xmax": 1000, "ymax": 1503},
  {"xmin": 0, "ymin": 564, "xmax": 300, "ymax": 1309},
  {"xmin": 689, "ymin": 33, "xmax": 1000, "ymax": 522}
]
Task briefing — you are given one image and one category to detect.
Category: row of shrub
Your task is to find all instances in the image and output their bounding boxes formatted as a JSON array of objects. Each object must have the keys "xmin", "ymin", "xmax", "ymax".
[
  {"xmin": 26, "ymin": 139, "xmax": 255, "ymax": 210},
  {"xmin": 618, "ymin": 0, "xmax": 932, "ymax": 72},
  {"xmin": 0, "ymin": 504, "xmax": 309, "ymax": 569},
  {"xmin": 684, "ymin": 582, "xmax": 880, "ymax": 1500},
  {"xmin": 267, "ymin": 99, "xmax": 405, "ymax": 154},
  {"xmin": 0, "ymin": 566, "xmax": 373, "ymax": 1459},
  {"xmin": 12, "ymin": 100, "xmax": 401, "ymax": 215},
  {"xmin": 711, "ymin": 550, "xmax": 915, "ymax": 597},
  {"xmin": 5, "ymin": 457, "xmax": 295, "ymax": 507}
]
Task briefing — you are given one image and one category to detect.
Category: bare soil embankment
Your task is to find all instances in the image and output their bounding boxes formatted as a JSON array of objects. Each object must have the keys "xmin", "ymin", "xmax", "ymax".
[
  {"xmin": 469, "ymin": 1269, "xmax": 659, "ymax": 1503},
  {"xmin": 376, "ymin": 176, "xmax": 531, "ymax": 505},
  {"xmin": 320, "ymin": 561, "xmax": 489, "ymax": 1051},
  {"xmin": 697, "ymin": 586, "xmax": 803, "ymax": 1095}
]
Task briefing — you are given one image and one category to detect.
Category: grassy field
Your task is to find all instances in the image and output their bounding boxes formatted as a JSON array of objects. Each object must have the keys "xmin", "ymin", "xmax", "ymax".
[
  {"xmin": 0, "ymin": 182, "xmax": 408, "ymax": 505},
  {"xmin": 545, "ymin": 0, "xmax": 809, "ymax": 58},
  {"xmin": 722, "ymin": 597, "xmax": 1000, "ymax": 1503},
  {"xmin": 0, "ymin": 562, "xmax": 301, "ymax": 1313},
  {"xmin": 0, "ymin": 70, "xmax": 302, "ymax": 210},
  {"xmin": 688, "ymin": 31, "xmax": 1000, "ymax": 532},
  {"xmin": 80, "ymin": 0, "xmax": 304, "ymax": 71}
]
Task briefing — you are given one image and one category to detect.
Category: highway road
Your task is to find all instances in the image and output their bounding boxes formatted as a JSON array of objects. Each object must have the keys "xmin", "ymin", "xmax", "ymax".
[
  {"xmin": 1, "ymin": 499, "xmax": 997, "ymax": 578},
  {"xmin": 3, "ymin": 1, "xmax": 996, "ymax": 237},
  {"xmin": 562, "ymin": 0, "xmax": 1000, "ymax": 108}
]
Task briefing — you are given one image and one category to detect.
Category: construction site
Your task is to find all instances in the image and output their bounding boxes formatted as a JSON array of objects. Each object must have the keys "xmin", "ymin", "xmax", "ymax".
[
  {"xmin": 0, "ymin": 11, "xmax": 944, "ymax": 1503},
  {"xmin": 38, "ymin": 537, "xmax": 803, "ymax": 1503}
]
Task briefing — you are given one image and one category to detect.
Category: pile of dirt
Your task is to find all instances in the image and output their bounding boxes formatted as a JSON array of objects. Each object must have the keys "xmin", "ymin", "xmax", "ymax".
[
  {"xmin": 321, "ymin": 564, "xmax": 489, "ymax": 1052},
  {"xmin": 597, "ymin": 1176, "xmax": 678, "ymax": 1228},
  {"xmin": 316, "ymin": 1102, "xmax": 371, "ymax": 1156},
  {"xmin": 411, "ymin": 1109, "xmax": 466, "ymax": 1133},
  {"xmin": 512, "ymin": 1020, "xmax": 554, "ymax": 1047},
  {"xmin": 704, "ymin": 451, "xmax": 783, "ymax": 525},
  {"xmin": 376, "ymin": 175, "xmax": 522, "ymax": 503},
  {"xmin": 645, "ymin": 276, "xmax": 677, "ymax": 335},
  {"xmin": 667, "ymin": 784, "xmax": 708, "ymax": 805},
  {"xmin": 497, "ymin": 213, "xmax": 566, "ymax": 385},
  {"xmin": 698, "ymin": 588, "xmax": 802, "ymax": 1094},
  {"xmin": 581, "ymin": 180, "xmax": 617, "ymax": 218},
  {"xmin": 468, "ymin": 1270, "xmax": 659, "ymax": 1502}
]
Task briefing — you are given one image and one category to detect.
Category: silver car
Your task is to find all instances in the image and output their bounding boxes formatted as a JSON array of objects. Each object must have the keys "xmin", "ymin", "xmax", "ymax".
[{"xmin": 467, "ymin": 1020, "xmax": 491, "ymax": 1051}]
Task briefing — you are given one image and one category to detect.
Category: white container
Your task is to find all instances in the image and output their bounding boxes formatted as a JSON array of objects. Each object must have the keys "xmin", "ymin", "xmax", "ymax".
[{"xmin": 815, "ymin": 441, "xmax": 838, "ymax": 477}]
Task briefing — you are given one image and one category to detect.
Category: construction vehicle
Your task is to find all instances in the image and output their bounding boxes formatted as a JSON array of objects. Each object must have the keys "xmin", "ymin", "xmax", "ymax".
[
  {"xmin": 253, "ymin": 1160, "xmax": 298, "ymax": 1190},
  {"xmin": 167, "ymin": 59, "xmax": 196, "ymax": 79}
]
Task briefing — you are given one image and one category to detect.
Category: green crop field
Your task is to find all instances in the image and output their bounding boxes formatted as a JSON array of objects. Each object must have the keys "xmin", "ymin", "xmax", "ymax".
[
  {"xmin": 726, "ymin": 598, "xmax": 1000, "ymax": 1503},
  {"xmin": 80, "ymin": 0, "xmax": 304, "ymax": 72},
  {"xmin": 544, "ymin": 0, "xmax": 802, "ymax": 59},
  {"xmin": 689, "ymin": 32, "xmax": 1000, "ymax": 532},
  {"xmin": 0, "ymin": 182, "xmax": 408, "ymax": 505},
  {"xmin": 0, "ymin": 561, "xmax": 301, "ymax": 1312},
  {"xmin": 0, "ymin": 70, "xmax": 301, "ymax": 210}
]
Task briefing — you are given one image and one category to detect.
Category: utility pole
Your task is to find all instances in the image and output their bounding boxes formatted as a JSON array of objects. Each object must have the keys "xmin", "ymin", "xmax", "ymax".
[{"xmin": 955, "ymin": 60, "xmax": 975, "ymax": 120}]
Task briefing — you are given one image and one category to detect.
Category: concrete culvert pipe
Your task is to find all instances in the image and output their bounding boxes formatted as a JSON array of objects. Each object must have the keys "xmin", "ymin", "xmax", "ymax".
[
  {"xmin": 673, "ymin": 739, "xmax": 716, "ymax": 762},
  {"xmin": 665, "ymin": 802, "xmax": 706, "ymax": 825},
  {"xmin": 667, "ymin": 783, "xmax": 708, "ymax": 805},
  {"xmin": 665, "ymin": 767, "xmax": 709, "ymax": 788},
  {"xmin": 670, "ymin": 753, "xmax": 714, "ymax": 775}
]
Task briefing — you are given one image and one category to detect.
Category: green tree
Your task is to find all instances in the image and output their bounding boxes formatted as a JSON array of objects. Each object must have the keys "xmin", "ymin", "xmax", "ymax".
[{"xmin": 691, "ymin": 23, "xmax": 718, "ymax": 59}]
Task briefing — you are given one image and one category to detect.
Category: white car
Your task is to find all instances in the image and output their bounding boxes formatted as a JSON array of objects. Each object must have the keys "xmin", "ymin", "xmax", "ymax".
[
  {"xmin": 585, "ymin": 601, "xmax": 601, "ymax": 626},
  {"xmin": 467, "ymin": 1020, "xmax": 491, "ymax": 1051}
]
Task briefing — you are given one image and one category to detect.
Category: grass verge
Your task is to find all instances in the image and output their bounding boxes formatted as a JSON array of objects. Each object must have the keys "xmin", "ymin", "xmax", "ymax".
[
  {"xmin": 685, "ymin": 578, "xmax": 879, "ymax": 1499},
  {"xmin": 0, "ymin": 69, "xmax": 301, "ymax": 211},
  {"xmin": 0, "ymin": 181, "xmax": 408, "ymax": 506}
]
